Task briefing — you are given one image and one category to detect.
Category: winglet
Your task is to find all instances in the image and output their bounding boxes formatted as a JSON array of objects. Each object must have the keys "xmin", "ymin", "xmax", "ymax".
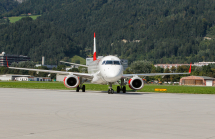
[
  {"xmin": 93, "ymin": 32, "xmax": 97, "ymax": 61},
  {"xmin": 189, "ymin": 63, "xmax": 192, "ymax": 74},
  {"xmin": 6, "ymin": 56, "xmax": 9, "ymax": 67}
]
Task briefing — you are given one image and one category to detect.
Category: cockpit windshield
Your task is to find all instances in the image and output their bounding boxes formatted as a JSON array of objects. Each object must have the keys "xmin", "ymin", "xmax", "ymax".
[
  {"xmin": 102, "ymin": 60, "xmax": 121, "ymax": 65},
  {"xmin": 105, "ymin": 61, "xmax": 113, "ymax": 65},
  {"xmin": 113, "ymin": 61, "xmax": 120, "ymax": 65}
]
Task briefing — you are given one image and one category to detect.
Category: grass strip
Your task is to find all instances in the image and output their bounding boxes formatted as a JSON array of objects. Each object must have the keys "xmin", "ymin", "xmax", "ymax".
[
  {"xmin": 0, "ymin": 81, "xmax": 214, "ymax": 94},
  {"xmin": 8, "ymin": 15, "xmax": 41, "ymax": 23}
]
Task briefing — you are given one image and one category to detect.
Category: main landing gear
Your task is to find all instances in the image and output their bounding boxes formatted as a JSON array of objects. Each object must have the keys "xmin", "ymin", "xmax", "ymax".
[
  {"xmin": 76, "ymin": 85, "xmax": 85, "ymax": 92},
  {"xmin": 116, "ymin": 78, "xmax": 126, "ymax": 93},
  {"xmin": 117, "ymin": 86, "xmax": 126, "ymax": 93},
  {"xmin": 76, "ymin": 77, "xmax": 86, "ymax": 92},
  {"xmin": 120, "ymin": 78, "xmax": 127, "ymax": 93}
]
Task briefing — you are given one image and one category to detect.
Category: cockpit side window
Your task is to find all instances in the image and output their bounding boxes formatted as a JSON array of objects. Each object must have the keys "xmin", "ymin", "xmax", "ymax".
[
  {"xmin": 113, "ymin": 61, "xmax": 121, "ymax": 65},
  {"xmin": 102, "ymin": 61, "xmax": 106, "ymax": 65},
  {"xmin": 105, "ymin": 60, "xmax": 113, "ymax": 65}
]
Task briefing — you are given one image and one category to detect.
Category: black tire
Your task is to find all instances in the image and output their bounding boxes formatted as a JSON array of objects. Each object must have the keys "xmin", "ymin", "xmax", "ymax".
[
  {"xmin": 117, "ymin": 86, "xmax": 120, "ymax": 93},
  {"xmin": 76, "ymin": 86, "xmax": 80, "ymax": 92},
  {"xmin": 123, "ymin": 86, "xmax": 126, "ymax": 93},
  {"xmin": 108, "ymin": 89, "xmax": 114, "ymax": 94},
  {"xmin": 108, "ymin": 89, "xmax": 110, "ymax": 94},
  {"xmin": 82, "ymin": 85, "xmax": 85, "ymax": 92}
]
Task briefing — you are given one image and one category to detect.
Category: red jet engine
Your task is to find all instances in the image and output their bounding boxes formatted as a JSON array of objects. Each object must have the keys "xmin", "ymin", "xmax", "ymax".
[{"xmin": 128, "ymin": 77, "xmax": 144, "ymax": 90}]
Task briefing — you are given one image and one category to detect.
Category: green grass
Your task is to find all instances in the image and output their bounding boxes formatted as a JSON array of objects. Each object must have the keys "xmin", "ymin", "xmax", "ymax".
[
  {"xmin": 0, "ymin": 81, "xmax": 214, "ymax": 94},
  {"xmin": 138, "ymin": 84, "xmax": 215, "ymax": 94},
  {"xmin": 8, "ymin": 15, "xmax": 41, "ymax": 23}
]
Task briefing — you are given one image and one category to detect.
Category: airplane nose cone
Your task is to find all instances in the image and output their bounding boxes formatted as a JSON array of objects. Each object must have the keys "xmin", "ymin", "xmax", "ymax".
[
  {"xmin": 107, "ymin": 72, "xmax": 121, "ymax": 78},
  {"xmin": 105, "ymin": 74, "xmax": 121, "ymax": 82},
  {"xmin": 101, "ymin": 66, "xmax": 123, "ymax": 82}
]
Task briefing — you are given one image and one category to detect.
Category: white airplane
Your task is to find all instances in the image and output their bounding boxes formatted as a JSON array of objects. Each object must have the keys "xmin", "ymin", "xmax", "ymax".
[{"xmin": 8, "ymin": 33, "xmax": 191, "ymax": 94}]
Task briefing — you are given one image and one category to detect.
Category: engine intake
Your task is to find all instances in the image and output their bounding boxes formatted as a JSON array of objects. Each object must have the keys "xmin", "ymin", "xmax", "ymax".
[
  {"xmin": 64, "ymin": 75, "xmax": 80, "ymax": 88},
  {"xmin": 128, "ymin": 77, "xmax": 144, "ymax": 90}
]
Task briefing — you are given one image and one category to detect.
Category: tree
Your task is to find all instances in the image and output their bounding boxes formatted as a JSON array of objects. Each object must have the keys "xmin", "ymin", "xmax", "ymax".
[
  {"xmin": 36, "ymin": 66, "xmax": 49, "ymax": 77},
  {"xmin": 123, "ymin": 67, "xmax": 133, "ymax": 74},
  {"xmin": 130, "ymin": 60, "xmax": 153, "ymax": 73},
  {"xmin": 56, "ymin": 65, "xmax": 66, "ymax": 71},
  {"xmin": 78, "ymin": 66, "xmax": 87, "ymax": 73},
  {"xmin": 68, "ymin": 68, "xmax": 79, "ymax": 72},
  {"xmin": 163, "ymin": 68, "xmax": 171, "ymax": 83},
  {"xmin": 171, "ymin": 66, "xmax": 176, "ymax": 73},
  {"xmin": 11, "ymin": 61, "xmax": 35, "ymax": 68}
]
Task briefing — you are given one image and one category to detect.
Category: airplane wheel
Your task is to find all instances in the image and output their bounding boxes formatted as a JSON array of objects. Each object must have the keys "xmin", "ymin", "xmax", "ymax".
[
  {"xmin": 117, "ymin": 86, "xmax": 120, "ymax": 93},
  {"xmin": 76, "ymin": 86, "xmax": 80, "ymax": 92},
  {"xmin": 123, "ymin": 86, "xmax": 126, "ymax": 93},
  {"xmin": 108, "ymin": 89, "xmax": 114, "ymax": 94},
  {"xmin": 82, "ymin": 85, "xmax": 85, "ymax": 92},
  {"xmin": 108, "ymin": 89, "xmax": 111, "ymax": 94}
]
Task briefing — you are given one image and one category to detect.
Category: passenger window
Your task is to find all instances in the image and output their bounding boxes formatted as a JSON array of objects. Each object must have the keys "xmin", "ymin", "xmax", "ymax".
[
  {"xmin": 105, "ymin": 61, "xmax": 113, "ymax": 65},
  {"xmin": 113, "ymin": 61, "xmax": 120, "ymax": 65}
]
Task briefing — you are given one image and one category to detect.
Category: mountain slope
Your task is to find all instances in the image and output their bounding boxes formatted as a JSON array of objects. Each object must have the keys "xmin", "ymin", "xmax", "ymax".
[
  {"xmin": 0, "ymin": 0, "xmax": 18, "ymax": 15},
  {"xmin": 0, "ymin": 17, "xmax": 78, "ymax": 64},
  {"xmin": 1, "ymin": 0, "xmax": 215, "ymax": 64}
]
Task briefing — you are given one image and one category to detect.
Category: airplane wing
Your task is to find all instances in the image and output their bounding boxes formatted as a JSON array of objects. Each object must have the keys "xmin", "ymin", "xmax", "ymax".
[
  {"xmin": 122, "ymin": 72, "xmax": 190, "ymax": 78},
  {"xmin": 60, "ymin": 61, "xmax": 88, "ymax": 67},
  {"xmin": 8, "ymin": 67, "xmax": 93, "ymax": 79},
  {"xmin": 122, "ymin": 63, "xmax": 192, "ymax": 78}
]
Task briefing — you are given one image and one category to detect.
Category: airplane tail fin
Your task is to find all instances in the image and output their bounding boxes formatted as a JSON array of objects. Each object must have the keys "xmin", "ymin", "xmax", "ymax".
[
  {"xmin": 6, "ymin": 56, "xmax": 9, "ymax": 67},
  {"xmin": 189, "ymin": 63, "xmax": 192, "ymax": 74},
  {"xmin": 93, "ymin": 32, "xmax": 97, "ymax": 61}
]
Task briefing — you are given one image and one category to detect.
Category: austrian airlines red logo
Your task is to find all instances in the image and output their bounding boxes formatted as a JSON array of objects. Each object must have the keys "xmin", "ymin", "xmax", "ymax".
[{"xmin": 93, "ymin": 32, "xmax": 97, "ymax": 61}]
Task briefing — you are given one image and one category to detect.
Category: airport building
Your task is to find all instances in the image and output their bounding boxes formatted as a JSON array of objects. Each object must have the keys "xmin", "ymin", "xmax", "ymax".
[
  {"xmin": 56, "ymin": 74, "xmax": 67, "ymax": 82},
  {"xmin": 86, "ymin": 56, "xmax": 104, "ymax": 66},
  {"xmin": 0, "ymin": 74, "xmax": 51, "ymax": 81},
  {"xmin": 0, "ymin": 52, "xmax": 30, "ymax": 67},
  {"xmin": 154, "ymin": 64, "xmax": 191, "ymax": 70},
  {"xmin": 35, "ymin": 56, "xmax": 57, "ymax": 69},
  {"xmin": 179, "ymin": 76, "xmax": 215, "ymax": 86},
  {"xmin": 121, "ymin": 59, "xmax": 128, "ymax": 70},
  {"xmin": 155, "ymin": 62, "xmax": 215, "ymax": 70}
]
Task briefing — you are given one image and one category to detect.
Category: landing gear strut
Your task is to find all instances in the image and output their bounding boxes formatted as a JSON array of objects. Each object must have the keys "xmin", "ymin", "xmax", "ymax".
[
  {"xmin": 76, "ymin": 77, "xmax": 86, "ymax": 92},
  {"xmin": 108, "ymin": 83, "xmax": 114, "ymax": 94}
]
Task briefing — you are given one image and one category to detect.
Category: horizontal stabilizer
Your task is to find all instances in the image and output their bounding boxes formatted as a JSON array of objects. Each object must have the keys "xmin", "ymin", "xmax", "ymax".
[{"xmin": 60, "ymin": 61, "xmax": 88, "ymax": 67}]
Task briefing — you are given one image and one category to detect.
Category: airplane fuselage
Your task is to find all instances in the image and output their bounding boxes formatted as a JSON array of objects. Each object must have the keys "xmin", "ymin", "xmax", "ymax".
[{"xmin": 88, "ymin": 55, "xmax": 123, "ymax": 84}]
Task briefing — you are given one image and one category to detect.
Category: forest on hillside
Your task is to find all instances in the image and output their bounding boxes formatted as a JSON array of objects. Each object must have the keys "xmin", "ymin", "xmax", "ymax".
[
  {"xmin": 0, "ymin": 0, "xmax": 18, "ymax": 16},
  {"xmin": 0, "ymin": 0, "xmax": 215, "ymax": 64}
]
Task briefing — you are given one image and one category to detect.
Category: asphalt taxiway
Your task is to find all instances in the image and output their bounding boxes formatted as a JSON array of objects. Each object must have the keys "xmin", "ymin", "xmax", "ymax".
[{"xmin": 0, "ymin": 88, "xmax": 215, "ymax": 139}]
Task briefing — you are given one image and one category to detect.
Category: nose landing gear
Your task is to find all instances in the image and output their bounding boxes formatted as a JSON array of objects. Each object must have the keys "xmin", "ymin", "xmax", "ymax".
[
  {"xmin": 108, "ymin": 83, "xmax": 114, "ymax": 94},
  {"xmin": 108, "ymin": 89, "xmax": 114, "ymax": 94}
]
